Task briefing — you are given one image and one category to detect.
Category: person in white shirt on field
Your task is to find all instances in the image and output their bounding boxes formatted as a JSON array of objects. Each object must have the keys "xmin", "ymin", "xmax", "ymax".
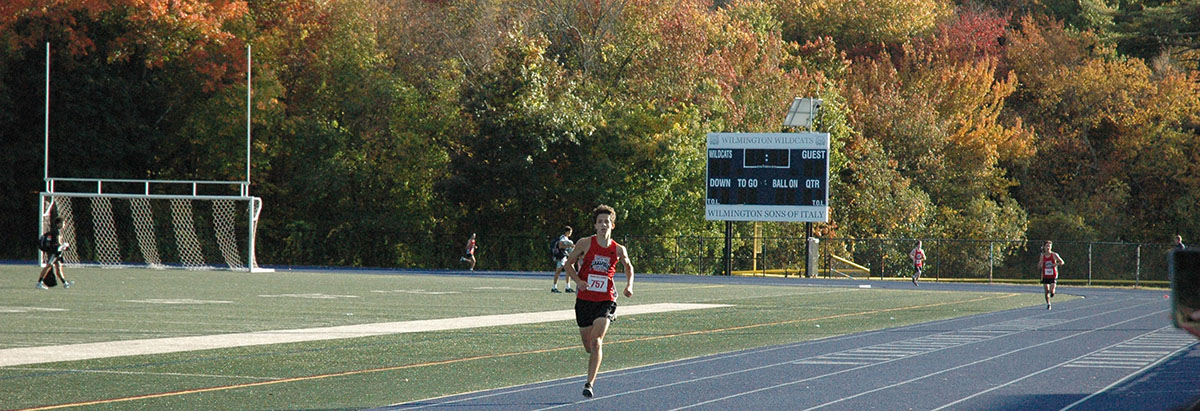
[{"xmin": 551, "ymin": 226, "xmax": 576, "ymax": 293}]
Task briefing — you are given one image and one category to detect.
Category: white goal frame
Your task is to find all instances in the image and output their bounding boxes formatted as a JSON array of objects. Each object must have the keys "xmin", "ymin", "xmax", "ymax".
[
  {"xmin": 38, "ymin": 43, "xmax": 269, "ymax": 272},
  {"xmin": 39, "ymin": 180, "xmax": 264, "ymax": 271}
]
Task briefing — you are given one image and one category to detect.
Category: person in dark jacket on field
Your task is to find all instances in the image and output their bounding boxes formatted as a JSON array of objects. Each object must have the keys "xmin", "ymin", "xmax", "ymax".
[{"xmin": 37, "ymin": 218, "xmax": 73, "ymax": 289}]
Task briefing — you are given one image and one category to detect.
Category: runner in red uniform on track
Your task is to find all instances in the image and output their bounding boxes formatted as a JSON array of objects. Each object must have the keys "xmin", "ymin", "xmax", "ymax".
[
  {"xmin": 909, "ymin": 240, "xmax": 925, "ymax": 286},
  {"xmin": 1039, "ymin": 241, "xmax": 1064, "ymax": 310},
  {"xmin": 566, "ymin": 204, "xmax": 634, "ymax": 399}
]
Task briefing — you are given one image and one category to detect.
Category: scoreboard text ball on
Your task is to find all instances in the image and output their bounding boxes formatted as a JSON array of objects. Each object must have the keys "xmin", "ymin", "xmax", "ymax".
[{"xmin": 705, "ymin": 132, "xmax": 830, "ymax": 222}]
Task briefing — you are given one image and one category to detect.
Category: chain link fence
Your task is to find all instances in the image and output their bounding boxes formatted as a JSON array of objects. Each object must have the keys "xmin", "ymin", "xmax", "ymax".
[
  {"xmin": 255, "ymin": 229, "xmax": 1173, "ymax": 286},
  {"xmin": 623, "ymin": 236, "xmax": 1172, "ymax": 286},
  {"xmin": 594, "ymin": 235, "xmax": 1172, "ymax": 286},
  {"xmin": 808, "ymin": 238, "xmax": 1171, "ymax": 286}
]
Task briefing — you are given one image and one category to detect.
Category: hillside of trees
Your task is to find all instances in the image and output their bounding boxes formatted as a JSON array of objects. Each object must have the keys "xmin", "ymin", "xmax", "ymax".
[{"xmin": 2, "ymin": 0, "xmax": 1198, "ymax": 271}]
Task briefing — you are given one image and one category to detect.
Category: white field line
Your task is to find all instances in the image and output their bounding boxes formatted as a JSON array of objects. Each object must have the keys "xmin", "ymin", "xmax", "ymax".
[
  {"xmin": 0, "ymin": 303, "xmax": 729, "ymax": 367},
  {"xmin": 5, "ymin": 366, "xmax": 279, "ymax": 380}
]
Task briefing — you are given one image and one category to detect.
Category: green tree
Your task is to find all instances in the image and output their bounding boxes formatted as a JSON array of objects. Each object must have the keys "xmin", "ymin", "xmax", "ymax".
[
  {"xmin": 1111, "ymin": 0, "xmax": 1200, "ymax": 69},
  {"xmin": 438, "ymin": 27, "xmax": 599, "ymax": 268},
  {"xmin": 245, "ymin": 0, "xmax": 455, "ymax": 266}
]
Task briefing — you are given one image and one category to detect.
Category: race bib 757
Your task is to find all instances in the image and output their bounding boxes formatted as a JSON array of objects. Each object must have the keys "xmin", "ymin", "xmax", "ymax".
[{"xmin": 587, "ymin": 274, "xmax": 609, "ymax": 293}]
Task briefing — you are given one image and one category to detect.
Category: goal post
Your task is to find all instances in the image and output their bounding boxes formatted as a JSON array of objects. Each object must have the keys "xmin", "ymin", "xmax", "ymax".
[
  {"xmin": 39, "ymin": 178, "xmax": 266, "ymax": 272},
  {"xmin": 39, "ymin": 43, "xmax": 267, "ymax": 272}
]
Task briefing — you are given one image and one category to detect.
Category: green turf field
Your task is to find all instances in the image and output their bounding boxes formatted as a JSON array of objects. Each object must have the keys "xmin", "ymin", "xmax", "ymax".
[{"xmin": 0, "ymin": 265, "xmax": 1059, "ymax": 410}]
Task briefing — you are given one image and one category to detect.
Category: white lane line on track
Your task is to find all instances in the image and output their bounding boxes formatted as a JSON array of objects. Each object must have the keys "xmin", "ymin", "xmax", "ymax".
[
  {"xmin": 803, "ymin": 303, "xmax": 1165, "ymax": 411},
  {"xmin": 386, "ymin": 330, "xmax": 895, "ymax": 411},
  {"xmin": 790, "ymin": 317, "xmax": 1073, "ymax": 367},
  {"xmin": 660, "ymin": 298, "xmax": 1152, "ymax": 411},
  {"xmin": 936, "ymin": 327, "xmax": 1196, "ymax": 411},
  {"xmin": 391, "ymin": 295, "xmax": 1041, "ymax": 411},
  {"xmin": 0, "ymin": 303, "xmax": 728, "ymax": 368},
  {"xmin": 1059, "ymin": 336, "xmax": 1197, "ymax": 410},
  {"xmin": 544, "ymin": 296, "xmax": 1142, "ymax": 411},
  {"xmin": 926, "ymin": 320, "xmax": 1173, "ymax": 411}
]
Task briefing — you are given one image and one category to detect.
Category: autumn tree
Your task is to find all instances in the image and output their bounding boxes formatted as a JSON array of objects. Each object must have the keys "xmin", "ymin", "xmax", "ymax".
[
  {"xmin": 0, "ymin": 0, "xmax": 249, "ymax": 259},
  {"xmin": 1005, "ymin": 15, "xmax": 1200, "ymax": 243},
  {"xmin": 769, "ymin": 0, "xmax": 953, "ymax": 51},
  {"xmin": 840, "ymin": 7, "xmax": 1034, "ymax": 275},
  {"xmin": 4, "ymin": 0, "xmax": 1198, "ymax": 272}
]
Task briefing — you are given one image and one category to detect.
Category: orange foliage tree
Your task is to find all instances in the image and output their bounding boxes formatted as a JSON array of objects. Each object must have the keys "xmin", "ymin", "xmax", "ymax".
[
  {"xmin": 842, "ymin": 7, "xmax": 1034, "ymax": 243},
  {"xmin": 1006, "ymin": 15, "xmax": 1200, "ymax": 242},
  {"xmin": 1, "ymin": 0, "xmax": 248, "ymax": 90}
]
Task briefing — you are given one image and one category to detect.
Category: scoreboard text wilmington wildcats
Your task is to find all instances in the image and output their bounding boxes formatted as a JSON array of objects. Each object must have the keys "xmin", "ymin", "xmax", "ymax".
[{"xmin": 705, "ymin": 132, "xmax": 830, "ymax": 223}]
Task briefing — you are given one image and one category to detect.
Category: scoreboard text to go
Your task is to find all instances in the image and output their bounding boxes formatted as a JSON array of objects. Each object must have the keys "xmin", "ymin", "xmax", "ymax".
[{"xmin": 705, "ymin": 132, "xmax": 830, "ymax": 222}]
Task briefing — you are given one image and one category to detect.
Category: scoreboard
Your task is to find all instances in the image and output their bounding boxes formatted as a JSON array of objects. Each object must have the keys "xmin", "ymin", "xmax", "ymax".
[{"xmin": 705, "ymin": 132, "xmax": 829, "ymax": 222}]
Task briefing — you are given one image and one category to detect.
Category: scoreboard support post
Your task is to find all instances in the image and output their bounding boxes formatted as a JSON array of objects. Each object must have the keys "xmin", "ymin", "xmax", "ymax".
[
  {"xmin": 805, "ymin": 222, "xmax": 812, "ymax": 277},
  {"xmin": 724, "ymin": 221, "xmax": 733, "ymax": 276}
]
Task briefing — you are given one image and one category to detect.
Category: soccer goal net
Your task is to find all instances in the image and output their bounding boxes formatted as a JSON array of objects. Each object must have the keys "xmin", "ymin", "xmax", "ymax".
[{"xmin": 39, "ymin": 180, "xmax": 264, "ymax": 271}]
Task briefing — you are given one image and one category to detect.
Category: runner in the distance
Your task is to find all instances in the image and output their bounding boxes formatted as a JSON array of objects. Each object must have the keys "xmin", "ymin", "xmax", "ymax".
[
  {"xmin": 566, "ymin": 204, "xmax": 633, "ymax": 399},
  {"xmin": 909, "ymin": 240, "xmax": 925, "ymax": 286},
  {"xmin": 551, "ymin": 226, "xmax": 575, "ymax": 293},
  {"xmin": 1039, "ymin": 241, "xmax": 1065, "ymax": 310},
  {"xmin": 459, "ymin": 233, "xmax": 476, "ymax": 270}
]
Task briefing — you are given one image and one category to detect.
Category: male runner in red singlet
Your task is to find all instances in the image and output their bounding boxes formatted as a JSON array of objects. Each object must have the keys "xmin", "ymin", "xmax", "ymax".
[
  {"xmin": 565, "ymin": 204, "xmax": 634, "ymax": 399},
  {"xmin": 909, "ymin": 240, "xmax": 925, "ymax": 286},
  {"xmin": 459, "ymin": 233, "xmax": 476, "ymax": 270},
  {"xmin": 1039, "ymin": 241, "xmax": 1064, "ymax": 310}
]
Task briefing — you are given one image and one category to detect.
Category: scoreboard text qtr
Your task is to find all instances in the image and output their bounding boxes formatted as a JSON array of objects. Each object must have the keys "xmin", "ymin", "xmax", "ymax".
[{"xmin": 705, "ymin": 132, "xmax": 830, "ymax": 222}]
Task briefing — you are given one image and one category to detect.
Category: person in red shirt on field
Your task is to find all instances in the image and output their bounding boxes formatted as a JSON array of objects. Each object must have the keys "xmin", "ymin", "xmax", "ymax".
[
  {"xmin": 1039, "ymin": 241, "xmax": 1065, "ymax": 310},
  {"xmin": 566, "ymin": 204, "xmax": 634, "ymax": 399},
  {"xmin": 459, "ymin": 233, "xmax": 476, "ymax": 271},
  {"xmin": 909, "ymin": 240, "xmax": 925, "ymax": 286}
]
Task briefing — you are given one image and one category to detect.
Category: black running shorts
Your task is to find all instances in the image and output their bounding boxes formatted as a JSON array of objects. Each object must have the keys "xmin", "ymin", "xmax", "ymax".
[
  {"xmin": 1041, "ymin": 276, "xmax": 1057, "ymax": 285},
  {"xmin": 45, "ymin": 251, "xmax": 63, "ymax": 264},
  {"xmin": 575, "ymin": 299, "xmax": 617, "ymax": 328}
]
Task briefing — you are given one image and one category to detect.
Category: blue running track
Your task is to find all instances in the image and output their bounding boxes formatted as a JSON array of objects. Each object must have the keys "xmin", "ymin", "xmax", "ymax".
[{"xmin": 361, "ymin": 274, "xmax": 1198, "ymax": 410}]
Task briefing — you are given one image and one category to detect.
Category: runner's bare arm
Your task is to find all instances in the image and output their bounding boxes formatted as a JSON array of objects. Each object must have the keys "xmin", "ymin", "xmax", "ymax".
[
  {"xmin": 619, "ymin": 244, "xmax": 634, "ymax": 298},
  {"xmin": 567, "ymin": 237, "xmax": 591, "ymax": 284}
]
